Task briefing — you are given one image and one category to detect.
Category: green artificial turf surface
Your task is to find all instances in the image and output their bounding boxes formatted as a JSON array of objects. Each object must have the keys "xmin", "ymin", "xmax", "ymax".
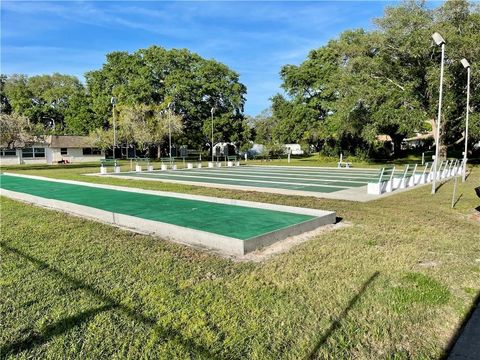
[
  {"xmin": 0, "ymin": 174, "xmax": 315, "ymax": 240},
  {"xmin": 111, "ymin": 163, "xmax": 383, "ymax": 193}
]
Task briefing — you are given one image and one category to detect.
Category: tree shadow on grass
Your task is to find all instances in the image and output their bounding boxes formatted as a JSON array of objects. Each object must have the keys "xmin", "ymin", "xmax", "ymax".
[
  {"xmin": 306, "ymin": 271, "xmax": 380, "ymax": 360},
  {"xmin": 0, "ymin": 242, "xmax": 218, "ymax": 359},
  {"xmin": 1, "ymin": 304, "xmax": 116, "ymax": 355}
]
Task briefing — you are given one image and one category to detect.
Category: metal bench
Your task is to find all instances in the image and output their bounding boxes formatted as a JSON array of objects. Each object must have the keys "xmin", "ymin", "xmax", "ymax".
[
  {"xmin": 226, "ymin": 155, "xmax": 239, "ymax": 167},
  {"xmin": 99, "ymin": 159, "xmax": 120, "ymax": 174},
  {"xmin": 133, "ymin": 158, "xmax": 151, "ymax": 172},
  {"xmin": 337, "ymin": 161, "xmax": 352, "ymax": 168}
]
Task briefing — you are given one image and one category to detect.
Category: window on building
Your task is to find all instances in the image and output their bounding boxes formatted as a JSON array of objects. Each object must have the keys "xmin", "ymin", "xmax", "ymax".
[
  {"xmin": 22, "ymin": 147, "xmax": 45, "ymax": 158},
  {"xmin": 61, "ymin": 148, "xmax": 68, "ymax": 155},
  {"xmin": 82, "ymin": 148, "xmax": 101, "ymax": 155},
  {"xmin": 34, "ymin": 148, "xmax": 45, "ymax": 158},
  {"xmin": 22, "ymin": 148, "xmax": 34, "ymax": 158},
  {"xmin": 1, "ymin": 148, "xmax": 17, "ymax": 157}
]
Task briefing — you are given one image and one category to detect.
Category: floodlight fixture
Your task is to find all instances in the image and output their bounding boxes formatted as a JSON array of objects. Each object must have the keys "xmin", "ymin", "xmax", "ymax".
[
  {"xmin": 432, "ymin": 32, "xmax": 445, "ymax": 46},
  {"xmin": 461, "ymin": 58, "xmax": 470, "ymax": 69}
]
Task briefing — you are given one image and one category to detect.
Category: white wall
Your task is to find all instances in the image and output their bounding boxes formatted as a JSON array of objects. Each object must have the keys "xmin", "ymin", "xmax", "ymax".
[
  {"xmin": 22, "ymin": 159, "xmax": 47, "ymax": 164},
  {"xmin": 0, "ymin": 148, "xmax": 105, "ymax": 166},
  {"xmin": 51, "ymin": 148, "xmax": 105, "ymax": 163},
  {"xmin": 0, "ymin": 149, "xmax": 21, "ymax": 165}
]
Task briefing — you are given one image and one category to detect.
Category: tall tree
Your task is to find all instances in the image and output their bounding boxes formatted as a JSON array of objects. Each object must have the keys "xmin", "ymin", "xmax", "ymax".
[
  {"xmin": 2, "ymin": 73, "xmax": 97, "ymax": 135},
  {"xmin": 92, "ymin": 104, "xmax": 184, "ymax": 158},
  {"xmin": 0, "ymin": 75, "xmax": 12, "ymax": 114},
  {"xmin": 0, "ymin": 113, "xmax": 44, "ymax": 148},
  {"xmin": 85, "ymin": 46, "xmax": 248, "ymax": 150},
  {"xmin": 272, "ymin": 0, "xmax": 480, "ymax": 158}
]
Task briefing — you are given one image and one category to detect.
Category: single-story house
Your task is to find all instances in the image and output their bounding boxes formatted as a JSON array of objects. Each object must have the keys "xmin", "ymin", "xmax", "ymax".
[{"xmin": 0, "ymin": 135, "xmax": 105, "ymax": 165}]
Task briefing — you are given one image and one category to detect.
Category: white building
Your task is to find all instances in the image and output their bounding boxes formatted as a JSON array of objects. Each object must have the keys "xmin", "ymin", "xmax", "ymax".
[
  {"xmin": 284, "ymin": 144, "xmax": 304, "ymax": 155},
  {"xmin": 0, "ymin": 135, "xmax": 105, "ymax": 165}
]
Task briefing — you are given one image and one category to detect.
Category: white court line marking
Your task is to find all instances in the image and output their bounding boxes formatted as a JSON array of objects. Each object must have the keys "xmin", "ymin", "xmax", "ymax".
[
  {"xmin": 249, "ymin": 164, "xmax": 379, "ymax": 172},
  {"xmin": 204, "ymin": 164, "xmax": 378, "ymax": 172},
  {"xmin": 186, "ymin": 168, "xmax": 379, "ymax": 180},
  {"xmin": 156, "ymin": 169, "xmax": 371, "ymax": 185},
  {"xmin": 131, "ymin": 172, "xmax": 353, "ymax": 189},
  {"xmin": 238, "ymin": 166, "xmax": 380, "ymax": 174},
  {"xmin": 187, "ymin": 167, "xmax": 380, "ymax": 178}
]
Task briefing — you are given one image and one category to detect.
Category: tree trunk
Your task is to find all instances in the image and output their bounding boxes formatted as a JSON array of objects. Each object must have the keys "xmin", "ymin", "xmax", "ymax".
[
  {"xmin": 390, "ymin": 133, "xmax": 404, "ymax": 158},
  {"xmin": 157, "ymin": 144, "xmax": 161, "ymax": 159},
  {"xmin": 429, "ymin": 119, "xmax": 447, "ymax": 159}
]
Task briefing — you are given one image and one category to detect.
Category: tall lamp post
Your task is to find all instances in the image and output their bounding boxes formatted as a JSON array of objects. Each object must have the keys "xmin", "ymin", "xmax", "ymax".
[
  {"xmin": 168, "ymin": 102, "xmax": 173, "ymax": 163},
  {"xmin": 110, "ymin": 96, "xmax": 117, "ymax": 160},
  {"xmin": 431, "ymin": 32, "xmax": 446, "ymax": 194},
  {"xmin": 460, "ymin": 58, "xmax": 471, "ymax": 182},
  {"xmin": 211, "ymin": 107, "xmax": 215, "ymax": 162}
]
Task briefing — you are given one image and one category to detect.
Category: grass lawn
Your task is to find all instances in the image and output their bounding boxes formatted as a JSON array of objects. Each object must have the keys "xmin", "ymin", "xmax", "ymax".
[{"xmin": 1, "ymin": 162, "xmax": 479, "ymax": 359}]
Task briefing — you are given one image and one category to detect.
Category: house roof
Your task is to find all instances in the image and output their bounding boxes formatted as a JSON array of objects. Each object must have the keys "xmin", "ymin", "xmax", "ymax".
[
  {"xmin": 46, "ymin": 135, "xmax": 94, "ymax": 148},
  {"xmin": 1, "ymin": 135, "xmax": 94, "ymax": 149},
  {"xmin": 376, "ymin": 135, "xmax": 392, "ymax": 142},
  {"xmin": 404, "ymin": 133, "xmax": 434, "ymax": 142}
]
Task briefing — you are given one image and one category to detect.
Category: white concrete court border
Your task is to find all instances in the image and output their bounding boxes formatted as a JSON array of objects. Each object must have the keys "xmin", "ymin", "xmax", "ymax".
[
  {"xmin": 151, "ymin": 169, "xmax": 376, "ymax": 184},
  {"xmin": 0, "ymin": 172, "xmax": 336, "ymax": 255}
]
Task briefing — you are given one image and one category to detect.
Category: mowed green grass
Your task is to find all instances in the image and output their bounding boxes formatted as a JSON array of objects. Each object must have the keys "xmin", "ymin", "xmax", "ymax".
[{"xmin": 1, "ymin": 163, "xmax": 479, "ymax": 359}]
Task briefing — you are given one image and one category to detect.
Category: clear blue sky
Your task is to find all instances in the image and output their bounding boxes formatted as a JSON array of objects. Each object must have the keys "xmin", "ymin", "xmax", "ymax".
[{"xmin": 1, "ymin": 1, "xmax": 394, "ymax": 116}]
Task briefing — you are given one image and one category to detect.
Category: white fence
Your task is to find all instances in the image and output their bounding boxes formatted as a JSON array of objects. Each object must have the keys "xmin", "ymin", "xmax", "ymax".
[{"xmin": 367, "ymin": 159, "xmax": 463, "ymax": 195}]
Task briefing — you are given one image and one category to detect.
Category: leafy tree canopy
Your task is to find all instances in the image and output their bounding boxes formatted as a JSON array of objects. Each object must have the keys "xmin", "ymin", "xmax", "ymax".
[
  {"xmin": 1, "ymin": 73, "xmax": 97, "ymax": 135},
  {"xmin": 272, "ymin": 0, "xmax": 480, "ymax": 157},
  {"xmin": 85, "ymin": 46, "xmax": 249, "ymax": 150}
]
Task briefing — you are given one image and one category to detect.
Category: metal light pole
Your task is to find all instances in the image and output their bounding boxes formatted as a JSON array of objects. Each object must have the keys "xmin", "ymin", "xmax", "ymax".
[
  {"xmin": 461, "ymin": 58, "xmax": 471, "ymax": 182},
  {"xmin": 431, "ymin": 32, "xmax": 446, "ymax": 194},
  {"xmin": 211, "ymin": 107, "xmax": 215, "ymax": 162},
  {"xmin": 111, "ymin": 96, "xmax": 117, "ymax": 160},
  {"xmin": 168, "ymin": 102, "xmax": 173, "ymax": 163}
]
